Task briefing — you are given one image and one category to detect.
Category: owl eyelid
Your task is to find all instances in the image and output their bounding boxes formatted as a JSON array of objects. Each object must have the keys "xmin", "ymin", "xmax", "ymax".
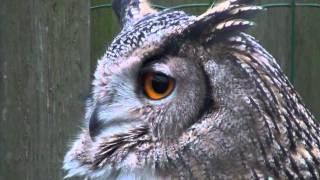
[
  {"xmin": 140, "ymin": 63, "xmax": 173, "ymax": 78},
  {"xmin": 142, "ymin": 70, "xmax": 172, "ymax": 78}
]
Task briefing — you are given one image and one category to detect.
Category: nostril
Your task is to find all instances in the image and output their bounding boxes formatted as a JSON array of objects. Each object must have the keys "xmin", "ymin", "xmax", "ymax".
[{"xmin": 89, "ymin": 108, "xmax": 102, "ymax": 140}]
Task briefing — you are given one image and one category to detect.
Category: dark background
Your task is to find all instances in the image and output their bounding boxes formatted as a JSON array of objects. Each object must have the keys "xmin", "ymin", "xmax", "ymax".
[{"xmin": 0, "ymin": 0, "xmax": 319, "ymax": 179}]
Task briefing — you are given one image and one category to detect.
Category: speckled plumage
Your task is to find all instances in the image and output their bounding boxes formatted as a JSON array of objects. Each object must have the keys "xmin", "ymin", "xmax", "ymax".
[{"xmin": 63, "ymin": 0, "xmax": 320, "ymax": 179}]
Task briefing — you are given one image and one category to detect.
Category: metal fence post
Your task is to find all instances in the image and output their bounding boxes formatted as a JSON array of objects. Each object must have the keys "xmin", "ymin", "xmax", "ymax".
[{"xmin": 290, "ymin": 0, "xmax": 296, "ymax": 84}]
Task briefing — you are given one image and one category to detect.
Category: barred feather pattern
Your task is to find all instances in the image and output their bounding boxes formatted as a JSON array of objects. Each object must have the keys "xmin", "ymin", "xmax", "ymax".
[
  {"xmin": 103, "ymin": 11, "xmax": 195, "ymax": 64},
  {"xmin": 225, "ymin": 33, "xmax": 320, "ymax": 179}
]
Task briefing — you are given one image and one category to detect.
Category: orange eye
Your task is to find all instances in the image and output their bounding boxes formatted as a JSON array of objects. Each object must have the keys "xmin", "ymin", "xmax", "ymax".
[{"xmin": 143, "ymin": 72, "xmax": 175, "ymax": 100}]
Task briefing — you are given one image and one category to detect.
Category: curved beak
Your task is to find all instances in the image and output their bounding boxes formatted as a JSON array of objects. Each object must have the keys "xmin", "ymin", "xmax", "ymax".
[
  {"xmin": 89, "ymin": 108, "xmax": 101, "ymax": 140},
  {"xmin": 89, "ymin": 106, "xmax": 146, "ymax": 140}
]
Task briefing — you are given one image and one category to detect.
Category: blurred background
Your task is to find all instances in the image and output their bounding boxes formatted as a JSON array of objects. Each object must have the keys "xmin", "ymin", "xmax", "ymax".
[{"xmin": 0, "ymin": 0, "xmax": 319, "ymax": 179}]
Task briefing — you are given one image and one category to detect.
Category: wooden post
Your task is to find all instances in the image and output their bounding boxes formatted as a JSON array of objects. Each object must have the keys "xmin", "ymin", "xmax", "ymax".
[{"xmin": 0, "ymin": 0, "xmax": 90, "ymax": 179}]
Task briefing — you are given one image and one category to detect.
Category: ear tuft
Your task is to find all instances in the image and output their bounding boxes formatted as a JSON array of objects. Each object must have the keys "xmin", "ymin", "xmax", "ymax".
[
  {"xmin": 180, "ymin": 0, "xmax": 262, "ymax": 43},
  {"xmin": 112, "ymin": 0, "xmax": 157, "ymax": 28}
]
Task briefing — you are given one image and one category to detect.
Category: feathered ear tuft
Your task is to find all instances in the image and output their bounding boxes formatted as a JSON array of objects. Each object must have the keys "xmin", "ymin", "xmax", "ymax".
[
  {"xmin": 112, "ymin": 0, "xmax": 157, "ymax": 29},
  {"xmin": 182, "ymin": 0, "xmax": 263, "ymax": 43}
]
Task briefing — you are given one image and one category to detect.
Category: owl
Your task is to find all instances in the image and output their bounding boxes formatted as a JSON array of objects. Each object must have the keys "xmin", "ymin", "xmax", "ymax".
[{"xmin": 63, "ymin": 0, "xmax": 320, "ymax": 179}]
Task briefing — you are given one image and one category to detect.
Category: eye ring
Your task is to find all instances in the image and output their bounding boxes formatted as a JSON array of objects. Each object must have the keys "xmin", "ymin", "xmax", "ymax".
[{"xmin": 142, "ymin": 72, "xmax": 175, "ymax": 100}]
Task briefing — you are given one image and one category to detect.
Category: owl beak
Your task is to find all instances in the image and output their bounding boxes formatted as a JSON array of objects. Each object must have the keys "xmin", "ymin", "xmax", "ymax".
[
  {"xmin": 89, "ymin": 108, "xmax": 102, "ymax": 140},
  {"xmin": 88, "ymin": 107, "xmax": 146, "ymax": 140}
]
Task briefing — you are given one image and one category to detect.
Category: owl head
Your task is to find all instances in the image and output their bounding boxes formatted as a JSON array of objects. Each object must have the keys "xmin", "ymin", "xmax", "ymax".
[{"xmin": 63, "ymin": 0, "xmax": 319, "ymax": 179}]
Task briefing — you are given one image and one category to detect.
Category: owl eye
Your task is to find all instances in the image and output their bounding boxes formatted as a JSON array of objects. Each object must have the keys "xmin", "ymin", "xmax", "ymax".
[{"xmin": 142, "ymin": 72, "xmax": 175, "ymax": 100}]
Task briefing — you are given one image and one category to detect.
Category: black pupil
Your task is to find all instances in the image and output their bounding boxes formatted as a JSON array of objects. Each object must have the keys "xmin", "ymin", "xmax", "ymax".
[{"xmin": 152, "ymin": 74, "xmax": 170, "ymax": 94}]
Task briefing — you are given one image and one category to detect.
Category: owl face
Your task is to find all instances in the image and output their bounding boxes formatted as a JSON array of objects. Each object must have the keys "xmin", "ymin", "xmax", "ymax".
[{"xmin": 91, "ymin": 46, "xmax": 208, "ymax": 142}]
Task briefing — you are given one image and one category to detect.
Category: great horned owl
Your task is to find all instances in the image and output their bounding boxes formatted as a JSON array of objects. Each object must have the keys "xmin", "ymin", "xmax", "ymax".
[{"xmin": 63, "ymin": 0, "xmax": 320, "ymax": 179}]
